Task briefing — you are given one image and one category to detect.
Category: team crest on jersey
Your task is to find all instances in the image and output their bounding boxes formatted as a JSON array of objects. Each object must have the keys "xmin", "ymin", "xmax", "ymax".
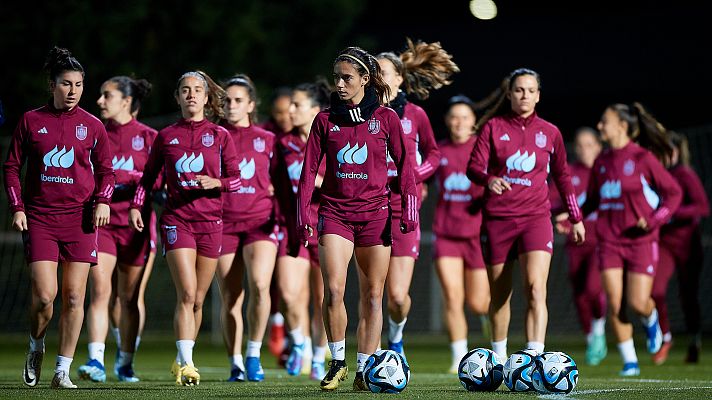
[
  {"xmin": 368, "ymin": 118, "xmax": 380, "ymax": 134},
  {"xmin": 166, "ymin": 227, "xmax": 177, "ymax": 244},
  {"xmin": 75, "ymin": 124, "xmax": 87, "ymax": 140},
  {"xmin": 623, "ymin": 159, "xmax": 635, "ymax": 176},
  {"xmin": 572, "ymin": 175, "xmax": 581, "ymax": 186},
  {"xmin": 201, "ymin": 132, "xmax": 214, "ymax": 147},
  {"xmin": 401, "ymin": 118, "xmax": 412, "ymax": 134},
  {"xmin": 132, "ymin": 135, "xmax": 145, "ymax": 151},
  {"xmin": 253, "ymin": 137, "xmax": 266, "ymax": 152},
  {"xmin": 535, "ymin": 131, "xmax": 547, "ymax": 148}
]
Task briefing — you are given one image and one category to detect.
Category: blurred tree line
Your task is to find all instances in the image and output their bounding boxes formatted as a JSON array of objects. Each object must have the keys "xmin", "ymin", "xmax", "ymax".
[{"xmin": 0, "ymin": 0, "xmax": 372, "ymax": 131}]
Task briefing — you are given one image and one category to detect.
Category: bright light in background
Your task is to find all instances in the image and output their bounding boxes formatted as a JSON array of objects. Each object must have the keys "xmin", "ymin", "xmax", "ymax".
[{"xmin": 470, "ymin": 0, "xmax": 497, "ymax": 20}]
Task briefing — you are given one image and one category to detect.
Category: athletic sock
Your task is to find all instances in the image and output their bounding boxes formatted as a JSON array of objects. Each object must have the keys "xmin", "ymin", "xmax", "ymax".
[
  {"xmin": 388, "ymin": 317, "xmax": 407, "ymax": 343},
  {"xmin": 55, "ymin": 355, "xmax": 73, "ymax": 374},
  {"xmin": 526, "ymin": 341, "xmax": 545, "ymax": 354},
  {"xmin": 451, "ymin": 339, "xmax": 468, "ymax": 365},
  {"xmin": 641, "ymin": 308, "xmax": 658, "ymax": 328},
  {"xmin": 356, "ymin": 352, "xmax": 369, "ymax": 373},
  {"xmin": 176, "ymin": 340, "xmax": 195, "ymax": 366},
  {"xmin": 618, "ymin": 339, "xmax": 638, "ymax": 364},
  {"xmin": 491, "ymin": 338, "xmax": 507, "ymax": 360},
  {"xmin": 88, "ymin": 342, "xmax": 106, "ymax": 365},
  {"xmin": 229, "ymin": 354, "xmax": 245, "ymax": 370},
  {"xmin": 328, "ymin": 340, "xmax": 346, "ymax": 361},
  {"xmin": 290, "ymin": 328, "xmax": 305, "ymax": 346},
  {"xmin": 313, "ymin": 346, "xmax": 327, "ymax": 363},
  {"xmin": 246, "ymin": 340, "xmax": 262, "ymax": 358}
]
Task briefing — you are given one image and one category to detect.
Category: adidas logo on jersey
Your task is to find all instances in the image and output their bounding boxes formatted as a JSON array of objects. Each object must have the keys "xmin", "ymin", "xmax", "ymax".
[
  {"xmin": 330, "ymin": 125, "xmax": 340, "ymax": 132},
  {"xmin": 91, "ymin": 250, "xmax": 97, "ymax": 257},
  {"xmin": 499, "ymin": 133, "xmax": 510, "ymax": 141},
  {"xmin": 38, "ymin": 127, "xmax": 48, "ymax": 134},
  {"xmin": 169, "ymin": 138, "xmax": 180, "ymax": 145}
]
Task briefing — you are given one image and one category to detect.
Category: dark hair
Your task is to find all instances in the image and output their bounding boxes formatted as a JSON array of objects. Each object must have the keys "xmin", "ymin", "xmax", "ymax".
[
  {"xmin": 107, "ymin": 76, "xmax": 152, "ymax": 114},
  {"xmin": 508, "ymin": 68, "xmax": 541, "ymax": 91},
  {"xmin": 44, "ymin": 46, "xmax": 84, "ymax": 82},
  {"xmin": 294, "ymin": 77, "xmax": 332, "ymax": 110},
  {"xmin": 270, "ymin": 86, "xmax": 293, "ymax": 104},
  {"xmin": 668, "ymin": 131, "xmax": 690, "ymax": 167},
  {"xmin": 447, "ymin": 94, "xmax": 477, "ymax": 116},
  {"xmin": 608, "ymin": 102, "xmax": 673, "ymax": 164},
  {"xmin": 223, "ymin": 74, "xmax": 259, "ymax": 123},
  {"xmin": 176, "ymin": 70, "xmax": 226, "ymax": 122},
  {"xmin": 377, "ymin": 38, "xmax": 459, "ymax": 100},
  {"xmin": 334, "ymin": 47, "xmax": 390, "ymax": 104},
  {"xmin": 574, "ymin": 126, "xmax": 601, "ymax": 144}
]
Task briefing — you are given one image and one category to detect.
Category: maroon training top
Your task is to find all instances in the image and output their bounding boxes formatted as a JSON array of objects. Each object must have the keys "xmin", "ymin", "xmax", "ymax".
[
  {"xmin": 467, "ymin": 112, "xmax": 582, "ymax": 223},
  {"xmin": 582, "ymin": 142, "xmax": 682, "ymax": 244},
  {"xmin": 131, "ymin": 118, "xmax": 241, "ymax": 223},
  {"xmin": 659, "ymin": 164, "xmax": 709, "ymax": 250},
  {"xmin": 297, "ymin": 106, "xmax": 417, "ymax": 227},
  {"xmin": 4, "ymin": 104, "xmax": 115, "ymax": 215},
  {"xmin": 106, "ymin": 119, "xmax": 157, "ymax": 226},
  {"xmin": 433, "ymin": 136, "xmax": 484, "ymax": 239},
  {"xmin": 386, "ymin": 102, "xmax": 440, "ymax": 218},
  {"xmin": 221, "ymin": 123, "xmax": 276, "ymax": 231}
]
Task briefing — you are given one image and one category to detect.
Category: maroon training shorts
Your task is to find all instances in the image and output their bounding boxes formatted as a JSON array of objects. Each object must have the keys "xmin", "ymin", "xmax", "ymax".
[
  {"xmin": 481, "ymin": 214, "xmax": 554, "ymax": 265},
  {"xmin": 434, "ymin": 235, "xmax": 485, "ymax": 270}
]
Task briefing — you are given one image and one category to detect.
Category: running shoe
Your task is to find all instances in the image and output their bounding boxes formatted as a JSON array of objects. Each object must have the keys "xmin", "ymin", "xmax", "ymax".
[
  {"xmin": 353, "ymin": 371, "xmax": 368, "ymax": 391},
  {"xmin": 228, "ymin": 366, "xmax": 245, "ymax": 382},
  {"xmin": 286, "ymin": 343, "xmax": 304, "ymax": 376},
  {"xmin": 320, "ymin": 360, "xmax": 348, "ymax": 391},
  {"xmin": 77, "ymin": 359, "xmax": 106, "ymax": 383},
  {"xmin": 51, "ymin": 371, "xmax": 77, "ymax": 389},
  {"xmin": 619, "ymin": 362, "xmax": 640, "ymax": 377},
  {"xmin": 652, "ymin": 341, "xmax": 672, "ymax": 365},
  {"xmin": 117, "ymin": 364, "xmax": 140, "ymax": 382},
  {"xmin": 310, "ymin": 361, "xmax": 325, "ymax": 381},
  {"xmin": 585, "ymin": 334, "xmax": 608, "ymax": 366},
  {"xmin": 245, "ymin": 357, "xmax": 264, "ymax": 382},
  {"xmin": 22, "ymin": 350, "xmax": 43, "ymax": 387},
  {"xmin": 179, "ymin": 364, "xmax": 200, "ymax": 386}
]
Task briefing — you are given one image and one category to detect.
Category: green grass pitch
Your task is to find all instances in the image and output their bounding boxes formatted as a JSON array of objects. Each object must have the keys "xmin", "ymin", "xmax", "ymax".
[{"xmin": 0, "ymin": 333, "xmax": 710, "ymax": 399}]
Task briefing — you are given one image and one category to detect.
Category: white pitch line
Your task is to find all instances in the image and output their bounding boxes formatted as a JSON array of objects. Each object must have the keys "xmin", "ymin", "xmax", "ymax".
[{"xmin": 538, "ymin": 386, "xmax": 712, "ymax": 398}]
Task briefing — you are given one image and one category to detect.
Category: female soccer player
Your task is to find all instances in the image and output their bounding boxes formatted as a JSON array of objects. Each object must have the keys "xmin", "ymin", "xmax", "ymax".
[
  {"xmin": 129, "ymin": 70, "xmax": 241, "ymax": 386},
  {"xmin": 275, "ymin": 81, "xmax": 330, "ymax": 379},
  {"xmin": 376, "ymin": 39, "xmax": 458, "ymax": 358},
  {"xmin": 216, "ymin": 74, "xmax": 278, "ymax": 382},
  {"xmin": 467, "ymin": 68, "xmax": 585, "ymax": 360},
  {"xmin": 552, "ymin": 127, "xmax": 607, "ymax": 365},
  {"xmin": 260, "ymin": 87, "xmax": 293, "ymax": 138},
  {"xmin": 297, "ymin": 47, "xmax": 418, "ymax": 391},
  {"xmin": 433, "ymin": 95, "xmax": 490, "ymax": 373},
  {"xmin": 77, "ymin": 76, "xmax": 157, "ymax": 383},
  {"xmin": 652, "ymin": 131, "xmax": 709, "ymax": 364},
  {"xmin": 4, "ymin": 46, "xmax": 114, "ymax": 389},
  {"xmin": 581, "ymin": 103, "xmax": 682, "ymax": 376}
]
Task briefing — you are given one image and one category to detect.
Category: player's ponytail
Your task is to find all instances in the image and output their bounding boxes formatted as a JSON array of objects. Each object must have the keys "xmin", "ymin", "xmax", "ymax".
[
  {"xmin": 176, "ymin": 70, "xmax": 226, "ymax": 122},
  {"xmin": 335, "ymin": 47, "xmax": 390, "ymax": 105},
  {"xmin": 108, "ymin": 76, "xmax": 152, "ymax": 115},
  {"xmin": 378, "ymin": 38, "xmax": 460, "ymax": 101},
  {"xmin": 609, "ymin": 102, "xmax": 673, "ymax": 165}
]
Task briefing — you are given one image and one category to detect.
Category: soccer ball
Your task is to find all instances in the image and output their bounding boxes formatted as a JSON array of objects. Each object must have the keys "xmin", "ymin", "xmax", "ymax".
[
  {"xmin": 458, "ymin": 348, "xmax": 504, "ymax": 391},
  {"xmin": 531, "ymin": 351, "xmax": 578, "ymax": 394},
  {"xmin": 363, "ymin": 349, "xmax": 410, "ymax": 393},
  {"xmin": 503, "ymin": 349, "xmax": 537, "ymax": 391}
]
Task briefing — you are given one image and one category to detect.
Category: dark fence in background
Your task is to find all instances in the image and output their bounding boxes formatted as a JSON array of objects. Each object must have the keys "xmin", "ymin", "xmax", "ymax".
[{"xmin": 1, "ymin": 125, "xmax": 711, "ymax": 342}]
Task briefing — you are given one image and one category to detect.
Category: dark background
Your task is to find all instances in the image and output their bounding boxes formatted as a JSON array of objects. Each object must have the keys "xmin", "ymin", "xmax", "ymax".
[
  {"xmin": 0, "ymin": 0, "xmax": 708, "ymax": 137},
  {"xmin": 1, "ymin": 0, "xmax": 711, "ymax": 336}
]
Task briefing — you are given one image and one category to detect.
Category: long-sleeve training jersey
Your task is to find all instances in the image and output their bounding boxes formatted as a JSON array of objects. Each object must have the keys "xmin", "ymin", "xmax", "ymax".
[
  {"xmin": 433, "ymin": 136, "xmax": 484, "ymax": 239},
  {"xmin": 107, "ymin": 119, "xmax": 157, "ymax": 226},
  {"xmin": 4, "ymin": 104, "xmax": 114, "ymax": 215},
  {"xmin": 467, "ymin": 112, "xmax": 582, "ymax": 223},
  {"xmin": 581, "ymin": 142, "xmax": 682, "ymax": 244},
  {"xmin": 386, "ymin": 101, "xmax": 440, "ymax": 218},
  {"xmin": 131, "ymin": 118, "xmax": 241, "ymax": 223},
  {"xmin": 221, "ymin": 123, "xmax": 276, "ymax": 228},
  {"xmin": 297, "ymin": 106, "xmax": 417, "ymax": 227}
]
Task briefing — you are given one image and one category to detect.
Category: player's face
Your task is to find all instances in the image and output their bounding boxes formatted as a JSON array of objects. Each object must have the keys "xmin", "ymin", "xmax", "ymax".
[
  {"xmin": 97, "ymin": 81, "xmax": 130, "ymax": 121},
  {"xmin": 289, "ymin": 90, "xmax": 320, "ymax": 130},
  {"xmin": 508, "ymin": 75, "xmax": 540, "ymax": 117},
  {"xmin": 597, "ymin": 108, "xmax": 626, "ymax": 144},
  {"xmin": 445, "ymin": 104, "xmax": 476, "ymax": 141},
  {"xmin": 50, "ymin": 71, "xmax": 83, "ymax": 111},
  {"xmin": 378, "ymin": 58, "xmax": 403, "ymax": 102},
  {"xmin": 272, "ymin": 95, "xmax": 293, "ymax": 132},
  {"xmin": 333, "ymin": 61, "xmax": 368, "ymax": 104},
  {"xmin": 224, "ymin": 85, "xmax": 255, "ymax": 126},
  {"xmin": 176, "ymin": 76, "xmax": 208, "ymax": 117},
  {"xmin": 574, "ymin": 131, "xmax": 602, "ymax": 167}
]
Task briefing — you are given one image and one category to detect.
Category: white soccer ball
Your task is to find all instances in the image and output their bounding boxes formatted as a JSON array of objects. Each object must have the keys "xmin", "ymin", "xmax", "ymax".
[
  {"xmin": 503, "ymin": 349, "xmax": 538, "ymax": 391},
  {"xmin": 458, "ymin": 348, "xmax": 504, "ymax": 391},
  {"xmin": 363, "ymin": 349, "xmax": 410, "ymax": 393},
  {"xmin": 531, "ymin": 351, "xmax": 579, "ymax": 394}
]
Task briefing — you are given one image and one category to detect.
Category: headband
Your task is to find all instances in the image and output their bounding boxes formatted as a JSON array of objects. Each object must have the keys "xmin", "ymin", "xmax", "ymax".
[
  {"xmin": 180, "ymin": 71, "xmax": 208, "ymax": 89},
  {"xmin": 338, "ymin": 54, "xmax": 370, "ymax": 74}
]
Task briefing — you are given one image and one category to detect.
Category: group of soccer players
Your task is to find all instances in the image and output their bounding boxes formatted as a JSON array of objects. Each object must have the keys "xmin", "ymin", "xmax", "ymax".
[{"xmin": 4, "ymin": 43, "xmax": 707, "ymax": 391}]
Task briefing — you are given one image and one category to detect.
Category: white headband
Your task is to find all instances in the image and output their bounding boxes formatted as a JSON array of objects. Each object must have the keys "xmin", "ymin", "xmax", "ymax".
[{"xmin": 339, "ymin": 54, "xmax": 370, "ymax": 74}]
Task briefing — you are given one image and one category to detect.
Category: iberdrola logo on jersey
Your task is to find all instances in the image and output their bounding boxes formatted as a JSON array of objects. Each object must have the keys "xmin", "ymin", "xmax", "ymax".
[
  {"xmin": 175, "ymin": 153, "xmax": 204, "ymax": 187},
  {"xmin": 41, "ymin": 145, "xmax": 76, "ymax": 184},
  {"xmin": 335, "ymin": 142, "xmax": 368, "ymax": 180}
]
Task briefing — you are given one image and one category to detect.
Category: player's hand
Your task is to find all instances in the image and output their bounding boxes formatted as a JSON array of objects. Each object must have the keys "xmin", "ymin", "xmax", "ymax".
[
  {"xmin": 571, "ymin": 221, "xmax": 586, "ymax": 244},
  {"xmin": 195, "ymin": 175, "xmax": 222, "ymax": 190},
  {"xmin": 129, "ymin": 208, "xmax": 144, "ymax": 232},
  {"xmin": 487, "ymin": 177, "xmax": 511, "ymax": 195},
  {"xmin": 636, "ymin": 217, "xmax": 649, "ymax": 231},
  {"xmin": 94, "ymin": 203, "xmax": 110, "ymax": 227},
  {"xmin": 11, "ymin": 211, "xmax": 28, "ymax": 232},
  {"xmin": 268, "ymin": 184, "xmax": 275, "ymax": 196},
  {"xmin": 554, "ymin": 212, "xmax": 571, "ymax": 234},
  {"xmin": 400, "ymin": 219, "xmax": 418, "ymax": 234}
]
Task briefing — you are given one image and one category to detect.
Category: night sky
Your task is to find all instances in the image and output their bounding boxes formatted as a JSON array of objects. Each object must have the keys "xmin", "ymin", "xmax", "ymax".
[{"xmin": 353, "ymin": 0, "xmax": 709, "ymax": 139}]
